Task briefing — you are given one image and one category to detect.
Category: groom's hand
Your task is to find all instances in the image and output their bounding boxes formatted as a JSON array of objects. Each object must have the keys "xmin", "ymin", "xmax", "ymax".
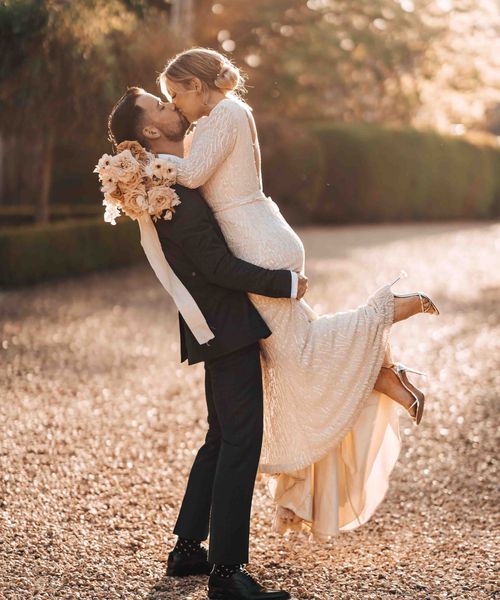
[{"xmin": 297, "ymin": 274, "xmax": 308, "ymax": 300}]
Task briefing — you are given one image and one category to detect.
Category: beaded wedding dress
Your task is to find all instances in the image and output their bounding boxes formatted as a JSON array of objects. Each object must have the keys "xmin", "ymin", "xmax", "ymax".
[{"xmin": 162, "ymin": 96, "xmax": 402, "ymax": 541}]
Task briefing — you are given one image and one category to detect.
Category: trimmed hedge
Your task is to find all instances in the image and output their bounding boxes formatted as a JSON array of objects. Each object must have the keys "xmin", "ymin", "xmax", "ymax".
[
  {"xmin": 261, "ymin": 121, "xmax": 500, "ymax": 223},
  {"xmin": 2, "ymin": 122, "xmax": 499, "ymax": 288},
  {"xmin": 259, "ymin": 116, "xmax": 326, "ymax": 223},
  {"xmin": 0, "ymin": 217, "xmax": 144, "ymax": 287},
  {"xmin": 311, "ymin": 123, "xmax": 500, "ymax": 222},
  {"xmin": 0, "ymin": 203, "xmax": 102, "ymax": 227}
]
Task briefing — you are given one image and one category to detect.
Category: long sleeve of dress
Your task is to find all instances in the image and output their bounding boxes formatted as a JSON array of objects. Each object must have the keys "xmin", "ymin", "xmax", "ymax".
[{"xmin": 160, "ymin": 102, "xmax": 239, "ymax": 189}]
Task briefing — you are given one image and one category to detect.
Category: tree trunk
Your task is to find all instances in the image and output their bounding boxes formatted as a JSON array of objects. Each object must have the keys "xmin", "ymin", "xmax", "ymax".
[
  {"xmin": 36, "ymin": 127, "xmax": 55, "ymax": 224},
  {"xmin": 171, "ymin": 0, "xmax": 194, "ymax": 42},
  {"xmin": 0, "ymin": 134, "xmax": 5, "ymax": 204}
]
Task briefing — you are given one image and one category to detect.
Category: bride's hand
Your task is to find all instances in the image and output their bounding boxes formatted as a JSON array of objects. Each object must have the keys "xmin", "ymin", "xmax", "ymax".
[{"xmin": 297, "ymin": 274, "xmax": 308, "ymax": 300}]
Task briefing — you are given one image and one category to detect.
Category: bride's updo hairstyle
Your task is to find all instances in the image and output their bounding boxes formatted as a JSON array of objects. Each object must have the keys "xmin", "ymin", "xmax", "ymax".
[{"xmin": 158, "ymin": 48, "xmax": 246, "ymax": 100}]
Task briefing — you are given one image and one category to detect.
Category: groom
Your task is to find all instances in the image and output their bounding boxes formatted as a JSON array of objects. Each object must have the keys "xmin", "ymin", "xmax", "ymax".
[{"xmin": 108, "ymin": 87, "xmax": 306, "ymax": 600}]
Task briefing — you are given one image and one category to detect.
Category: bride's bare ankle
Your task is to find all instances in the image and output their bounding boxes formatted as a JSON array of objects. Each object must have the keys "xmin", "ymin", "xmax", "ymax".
[
  {"xmin": 393, "ymin": 295, "xmax": 419, "ymax": 323},
  {"xmin": 375, "ymin": 366, "xmax": 414, "ymax": 410}
]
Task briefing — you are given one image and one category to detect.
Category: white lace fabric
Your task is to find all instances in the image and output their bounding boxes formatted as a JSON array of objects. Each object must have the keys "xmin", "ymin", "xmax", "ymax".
[{"xmin": 161, "ymin": 97, "xmax": 402, "ymax": 541}]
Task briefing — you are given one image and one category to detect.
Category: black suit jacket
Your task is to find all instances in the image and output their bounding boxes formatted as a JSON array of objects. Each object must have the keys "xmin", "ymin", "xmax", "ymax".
[{"xmin": 153, "ymin": 184, "xmax": 293, "ymax": 365}]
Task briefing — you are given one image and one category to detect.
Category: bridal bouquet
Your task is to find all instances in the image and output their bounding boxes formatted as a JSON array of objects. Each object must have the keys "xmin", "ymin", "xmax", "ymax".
[{"xmin": 93, "ymin": 141, "xmax": 180, "ymax": 225}]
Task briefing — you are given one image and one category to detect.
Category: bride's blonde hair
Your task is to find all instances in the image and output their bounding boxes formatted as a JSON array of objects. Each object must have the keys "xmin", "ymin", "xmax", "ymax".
[{"xmin": 158, "ymin": 48, "xmax": 246, "ymax": 100}]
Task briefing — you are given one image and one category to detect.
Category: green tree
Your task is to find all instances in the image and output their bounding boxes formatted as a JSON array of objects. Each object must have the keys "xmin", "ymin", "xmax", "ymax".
[
  {"xmin": 195, "ymin": 0, "xmax": 441, "ymax": 123},
  {"xmin": 0, "ymin": 0, "xmax": 179, "ymax": 222}
]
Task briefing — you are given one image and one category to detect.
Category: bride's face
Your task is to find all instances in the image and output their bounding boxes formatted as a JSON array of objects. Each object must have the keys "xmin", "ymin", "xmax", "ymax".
[{"xmin": 164, "ymin": 77, "xmax": 205, "ymax": 124}]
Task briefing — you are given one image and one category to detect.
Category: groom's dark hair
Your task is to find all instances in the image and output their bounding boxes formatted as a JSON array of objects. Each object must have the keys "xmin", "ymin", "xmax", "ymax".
[{"xmin": 107, "ymin": 86, "xmax": 150, "ymax": 151}]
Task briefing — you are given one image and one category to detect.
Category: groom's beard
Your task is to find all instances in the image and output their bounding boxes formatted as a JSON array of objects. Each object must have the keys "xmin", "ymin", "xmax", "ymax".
[{"xmin": 160, "ymin": 111, "xmax": 190, "ymax": 143}]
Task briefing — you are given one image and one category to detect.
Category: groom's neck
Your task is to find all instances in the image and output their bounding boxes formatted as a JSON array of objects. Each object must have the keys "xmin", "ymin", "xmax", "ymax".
[{"xmin": 150, "ymin": 139, "xmax": 184, "ymax": 158}]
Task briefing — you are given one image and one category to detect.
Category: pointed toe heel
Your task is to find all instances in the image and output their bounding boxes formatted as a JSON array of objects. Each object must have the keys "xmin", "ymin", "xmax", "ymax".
[
  {"xmin": 382, "ymin": 362, "xmax": 426, "ymax": 425},
  {"xmin": 389, "ymin": 270, "xmax": 440, "ymax": 316}
]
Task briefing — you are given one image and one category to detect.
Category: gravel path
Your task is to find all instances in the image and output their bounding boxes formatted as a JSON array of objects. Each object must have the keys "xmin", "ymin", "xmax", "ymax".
[{"xmin": 1, "ymin": 222, "xmax": 499, "ymax": 600}]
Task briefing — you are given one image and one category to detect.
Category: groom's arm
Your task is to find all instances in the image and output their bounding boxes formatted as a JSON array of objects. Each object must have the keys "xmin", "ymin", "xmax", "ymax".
[{"xmin": 157, "ymin": 191, "xmax": 296, "ymax": 299}]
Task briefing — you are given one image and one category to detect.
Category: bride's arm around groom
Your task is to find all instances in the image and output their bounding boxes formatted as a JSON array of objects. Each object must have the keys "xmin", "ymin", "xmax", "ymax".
[
  {"xmin": 156, "ymin": 184, "xmax": 298, "ymax": 298},
  {"xmin": 152, "ymin": 182, "xmax": 307, "ymax": 365}
]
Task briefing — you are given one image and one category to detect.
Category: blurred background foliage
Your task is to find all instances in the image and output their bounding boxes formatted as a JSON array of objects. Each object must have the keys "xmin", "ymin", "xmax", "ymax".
[
  {"xmin": 197, "ymin": 0, "xmax": 436, "ymax": 122},
  {"xmin": 0, "ymin": 0, "xmax": 499, "ymax": 284},
  {"xmin": 0, "ymin": 0, "xmax": 180, "ymax": 221}
]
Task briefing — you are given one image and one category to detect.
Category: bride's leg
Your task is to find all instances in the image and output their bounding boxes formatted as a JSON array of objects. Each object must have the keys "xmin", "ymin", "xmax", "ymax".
[
  {"xmin": 393, "ymin": 295, "xmax": 434, "ymax": 323},
  {"xmin": 373, "ymin": 365, "xmax": 415, "ymax": 412}
]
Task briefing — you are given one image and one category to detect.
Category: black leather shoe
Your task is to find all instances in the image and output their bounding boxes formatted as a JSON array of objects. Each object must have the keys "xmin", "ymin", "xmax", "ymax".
[
  {"xmin": 166, "ymin": 546, "xmax": 212, "ymax": 577},
  {"xmin": 207, "ymin": 568, "xmax": 291, "ymax": 599}
]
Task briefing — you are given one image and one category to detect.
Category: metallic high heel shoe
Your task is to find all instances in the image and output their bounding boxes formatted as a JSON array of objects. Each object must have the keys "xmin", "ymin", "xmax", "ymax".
[
  {"xmin": 390, "ymin": 270, "xmax": 440, "ymax": 315},
  {"xmin": 382, "ymin": 362, "xmax": 426, "ymax": 425}
]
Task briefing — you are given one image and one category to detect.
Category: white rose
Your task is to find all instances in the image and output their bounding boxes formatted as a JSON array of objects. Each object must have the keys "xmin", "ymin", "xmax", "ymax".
[
  {"xmin": 93, "ymin": 154, "xmax": 114, "ymax": 176},
  {"xmin": 148, "ymin": 158, "xmax": 177, "ymax": 184}
]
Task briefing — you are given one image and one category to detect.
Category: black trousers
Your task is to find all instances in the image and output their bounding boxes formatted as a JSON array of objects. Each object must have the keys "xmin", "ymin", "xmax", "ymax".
[{"xmin": 172, "ymin": 342, "xmax": 264, "ymax": 564}]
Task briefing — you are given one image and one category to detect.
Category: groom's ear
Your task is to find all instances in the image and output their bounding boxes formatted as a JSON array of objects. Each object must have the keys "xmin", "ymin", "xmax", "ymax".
[{"xmin": 142, "ymin": 125, "xmax": 161, "ymax": 140}]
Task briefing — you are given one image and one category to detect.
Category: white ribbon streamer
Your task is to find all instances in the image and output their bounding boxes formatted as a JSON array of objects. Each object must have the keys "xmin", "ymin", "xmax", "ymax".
[{"xmin": 136, "ymin": 212, "xmax": 215, "ymax": 345}]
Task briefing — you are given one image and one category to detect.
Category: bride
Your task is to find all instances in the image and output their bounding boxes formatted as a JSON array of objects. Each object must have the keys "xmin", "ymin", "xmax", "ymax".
[{"xmin": 155, "ymin": 48, "xmax": 439, "ymax": 541}]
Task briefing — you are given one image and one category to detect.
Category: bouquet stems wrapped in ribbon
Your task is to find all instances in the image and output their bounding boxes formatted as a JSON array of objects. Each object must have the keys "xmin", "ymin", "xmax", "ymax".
[{"xmin": 93, "ymin": 140, "xmax": 215, "ymax": 345}]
